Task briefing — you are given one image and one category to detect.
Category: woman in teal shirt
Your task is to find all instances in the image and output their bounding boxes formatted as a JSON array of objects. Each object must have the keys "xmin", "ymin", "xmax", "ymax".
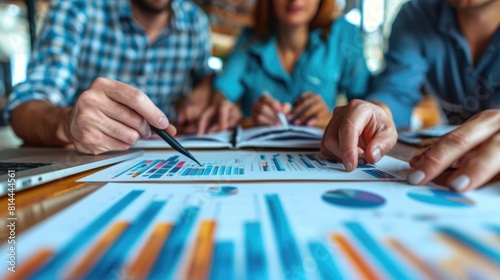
[{"xmin": 195, "ymin": 0, "xmax": 371, "ymax": 133}]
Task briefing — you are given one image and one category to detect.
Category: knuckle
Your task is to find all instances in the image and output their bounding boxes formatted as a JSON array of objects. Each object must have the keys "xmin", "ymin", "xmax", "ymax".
[
  {"xmin": 420, "ymin": 150, "xmax": 446, "ymax": 169},
  {"xmin": 129, "ymin": 89, "xmax": 146, "ymax": 106},
  {"xmin": 442, "ymin": 130, "xmax": 470, "ymax": 147}
]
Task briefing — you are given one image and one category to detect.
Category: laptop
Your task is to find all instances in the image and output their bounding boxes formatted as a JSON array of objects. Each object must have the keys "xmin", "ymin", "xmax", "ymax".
[{"xmin": 0, "ymin": 148, "xmax": 143, "ymax": 194}]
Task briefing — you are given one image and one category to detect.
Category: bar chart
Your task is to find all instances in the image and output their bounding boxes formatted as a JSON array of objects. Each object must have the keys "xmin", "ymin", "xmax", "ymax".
[
  {"xmin": 81, "ymin": 151, "xmax": 408, "ymax": 182},
  {"xmin": 3, "ymin": 182, "xmax": 500, "ymax": 280}
]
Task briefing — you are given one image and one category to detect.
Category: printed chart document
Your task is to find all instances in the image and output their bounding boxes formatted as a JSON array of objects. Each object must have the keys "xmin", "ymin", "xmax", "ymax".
[
  {"xmin": 133, "ymin": 125, "xmax": 323, "ymax": 149},
  {"xmin": 5, "ymin": 181, "xmax": 500, "ymax": 279},
  {"xmin": 79, "ymin": 150, "xmax": 409, "ymax": 182},
  {"xmin": 398, "ymin": 124, "xmax": 459, "ymax": 147}
]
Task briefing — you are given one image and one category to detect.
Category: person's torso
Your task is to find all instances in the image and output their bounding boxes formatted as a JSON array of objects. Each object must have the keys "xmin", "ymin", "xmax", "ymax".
[
  {"xmin": 414, "ymin": 0, "xmax": 500, "ymax": 124},
  {"xmin": 72, "ymin": 1, "xmax": 206, "ymax": 115}
]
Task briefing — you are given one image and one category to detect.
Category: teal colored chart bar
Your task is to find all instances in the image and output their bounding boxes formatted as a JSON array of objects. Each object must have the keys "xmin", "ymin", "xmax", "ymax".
[
  {"xmin": 210, "ymin": 241, "xmax": 235, "ymax": 280},
  {"xmin": 438, "ymin": 227, "xmax": 500, "ymax": 266},
  {"xmin": 226, "ymin": 166, "xmax": 232, "ymax": 175},
  {"xmin": 272, "ymin": 157, "xmax": 285, "ymax": 172},
  {"xmin": 219, "ymin": 166, "xmax": 226, "ymax": 175},
  {"xmin": 204, "ymin": 165, "xmax": 212, "ymax": 175},
  {"xmin": 212, "ymin": 166, "xmax": 219, "ymax": 175},
  {"xmin": 85, "ymin": 201, "xmax": 166, "ymax": 279},
  {"xmin": 308, "ymin": 242, "xmax": 343, "ymax": 280},
  {"xmin": 245, "ymin": 222, "xmax": 268, "ymax": 280},
  {"xmin": 265, "ymin": 194, "xmax": 305, "ymax": 279},
  {"xmin": 345, "ymin": 222, "xmax": 409, "ymax": 279},
  {"xmin": 149, "ymin": 206, "xmax": 200, "ymax": 278},
  {"xmin": 31, "ymin": 191, "xmax": 144, "ymax": 279}
]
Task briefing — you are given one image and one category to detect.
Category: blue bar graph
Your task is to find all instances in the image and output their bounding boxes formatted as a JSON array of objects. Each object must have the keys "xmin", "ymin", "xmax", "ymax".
[
  {"xmin": 149, "ymin": 206, "xmax": 200, "ymax": 278},
  {"xmin": 345, "ymin": 222, "xmax": 409, "ymax": 279},
  {"xmin": 363, "ymin": 169, "xmax": 395, "ymax": 179},
  {"xmin": 245, "ymin": 222, "xmax": 268, "ymax": 280},
  {"xmin": 112, "ymin": 160, "xmax": 146, "ymax": 178},
  {"xmin": 265, "ymin": 195, "xmax": 305, "ymax": 280},
  {"xmin": 300, "ymin": 157, "xmax": 314, "ymax": 169},
  {"xmin": 210, "ymin": 241, "xmax": 235, "ymax": 280},
  {"xmin": 204, "ymin": 165, "xmax": 212, "ymax": 175},
  {"xmin": 32, "ymin": 191, "xmax": 144, "ymax": 279},
  {"xmin": 182, "ymin": 168, "xmax": 192, "ymax": 176},
  {"xmin": 136, "ymin": 160, "xmax": 161, "ymax": 177},
  {"xmin": 438, "ymin": 227, "xmax": 500, "ymax": 266},
  {"xmin": 85, "ymin": 201, "xmax": 166, "ymax": 279},
  {"xmin": 308, "ymin": 242, "xmax": 343, "ymax": 280},
  {"xmin": 306, "ymin": 154, "xmax": 327, "ymax": 167},
  {"xmin": 272, "ymin": 157, "xmax": 285, "ymax": 172}
]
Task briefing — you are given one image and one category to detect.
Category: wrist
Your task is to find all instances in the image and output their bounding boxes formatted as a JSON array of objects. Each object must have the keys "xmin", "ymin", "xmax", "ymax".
[{"xmin": 54, "ymin": 107, "xmax": 72, "ymax": 145}]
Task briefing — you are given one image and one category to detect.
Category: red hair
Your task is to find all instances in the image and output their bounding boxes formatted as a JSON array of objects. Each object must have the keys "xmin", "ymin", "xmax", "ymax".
[{"xmin": 252, "ymin": 0, "xmax": 339, "ymax": 40}]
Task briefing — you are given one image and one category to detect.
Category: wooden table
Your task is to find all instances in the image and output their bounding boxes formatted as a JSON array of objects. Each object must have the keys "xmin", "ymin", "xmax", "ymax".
[{"xmin": 0, "ymin": 143, "xmax": 423, "ymax": 244}]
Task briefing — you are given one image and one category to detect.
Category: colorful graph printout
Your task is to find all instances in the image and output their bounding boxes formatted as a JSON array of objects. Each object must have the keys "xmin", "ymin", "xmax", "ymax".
[{"xmin": 79, "ymin": 151, "xmax": 408, "ymax": 182}]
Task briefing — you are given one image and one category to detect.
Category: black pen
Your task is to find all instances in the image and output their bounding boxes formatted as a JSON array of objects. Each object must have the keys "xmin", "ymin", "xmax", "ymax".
[{"xmin": 150, "ymin": 125, "xmax": 202, "ymax": 166}]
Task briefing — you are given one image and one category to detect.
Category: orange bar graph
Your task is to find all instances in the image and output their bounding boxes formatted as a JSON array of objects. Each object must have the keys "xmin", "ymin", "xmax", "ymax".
[
  {"xmin": 387, "ymin": 238, "xmax": 441, "ymax": 280},
  {"xmin": 6, "ymin": 248, "xmax": 54, "ymax": 280},
  {"xmin": 66, "ymin": 222, "xmax": 129, "ymax": 279},
  {"xmin": 125, "ymin": 223, "xmax": 173, "ymax": 279},
  {"xmin": 331, "ymin": 234, "xmax": 381, "ymax": 280},
  {"xmin": 439, "ymin": 234, "xmax": 500, "ymax": 276},
  {"xmin": 185, "ymin": 220, "xmax": 217, "ymax": 280}
]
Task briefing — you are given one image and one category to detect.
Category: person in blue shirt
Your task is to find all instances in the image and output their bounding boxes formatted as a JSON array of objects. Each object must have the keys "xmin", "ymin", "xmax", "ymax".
[
  {"xmin": 321, "ymin": 0, "xmax": 500, "ymax": 192},
  {"xmin": 193, "ymin": 0, "xmax": 370, "ymax": 134},
  {"xmin": 6, "ymin": 0, "xmax": 212, "ymax": 154}
]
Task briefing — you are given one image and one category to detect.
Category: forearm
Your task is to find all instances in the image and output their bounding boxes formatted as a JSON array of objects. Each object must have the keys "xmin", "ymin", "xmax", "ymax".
[{"xmin": 10, "ymin": 100, "xmax": 72, "ymax": 147}]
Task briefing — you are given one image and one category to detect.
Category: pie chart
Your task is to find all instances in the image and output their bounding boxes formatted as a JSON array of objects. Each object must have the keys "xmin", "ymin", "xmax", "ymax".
[
  {"xmin": 321, "ymin": 189, "xmax": 386, "ymax": 208},
  {"xmin": 207, "ymin": 186, "xmax": 239, "ymax": 196},
  {"xmin": 407, "ymin": 189, "xmax": 474, "ymax": 207}
]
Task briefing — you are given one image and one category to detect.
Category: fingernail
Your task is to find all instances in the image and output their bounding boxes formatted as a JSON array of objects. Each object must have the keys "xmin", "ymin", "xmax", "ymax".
[
  {"xmin": 343, "ymin": 160, "xmax": 353, "ymax": 171},
  {"xmin": 450, "ymin": 175, "xmax": 470, "ymax": 192},
  {"xmin": 158, "ymin": 116, "xmax": 168, "ymax": 128},
  {"xmin": 408, "ymin": 170, "xmax": 425, "ymax": 185},
  {"xmin": 373, "ymin": 148, "xmax": 381, "ymax": 162},
  {"xmin": 294, "ymin": 119, "xmax": 300, "ymax": 125}
]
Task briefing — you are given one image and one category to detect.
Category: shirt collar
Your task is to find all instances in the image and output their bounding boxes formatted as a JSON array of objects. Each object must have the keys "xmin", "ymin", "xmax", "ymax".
[
  {"xmin": 119, "ymin": 0, "xmax": 189, "ymax": 32},
  {"xmin": 248, "ymin": 29, "xmax": 324, "ymax": 82},
  {"xmin": 438, "ymin": 2, "xmax": 458, "ymax": 34}
]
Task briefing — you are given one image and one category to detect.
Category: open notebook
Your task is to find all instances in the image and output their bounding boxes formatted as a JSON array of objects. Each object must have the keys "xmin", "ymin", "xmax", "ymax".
[
  {"xmin": 398, "ymin": 124, "xmax": 459, "ymax": 147},
  {"xmin": 134, "ymin": 125, "xmax": 324, "ymax": 149}
]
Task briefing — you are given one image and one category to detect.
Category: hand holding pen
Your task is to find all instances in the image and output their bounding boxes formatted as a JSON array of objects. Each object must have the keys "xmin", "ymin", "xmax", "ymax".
[{"xmin": 251, "ymin": 91, "xmax": 291, "ymax": 127}]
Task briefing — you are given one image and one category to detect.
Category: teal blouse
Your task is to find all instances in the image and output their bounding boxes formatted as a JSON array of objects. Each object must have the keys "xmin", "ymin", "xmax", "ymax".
[{"xmin": 213, "ymin": 17, "xmax": 371, "ymax": 116}]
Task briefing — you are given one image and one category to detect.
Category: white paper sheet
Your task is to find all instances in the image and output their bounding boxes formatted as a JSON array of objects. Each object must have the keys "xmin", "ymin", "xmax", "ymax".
[
  {"xmin": 133, "ymin": 130, "xmax": 234, "ymax": 149},
  {"xmin": 78, "ymin": 151, "xmax": 409, "ymax": 182},
  {"xmin": 4, "ymin": 181, "xmax": 500, "ymax": 279}
]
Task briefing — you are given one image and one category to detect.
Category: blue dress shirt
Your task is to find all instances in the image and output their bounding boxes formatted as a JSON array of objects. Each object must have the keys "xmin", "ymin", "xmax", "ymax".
[
  {"xmin": 213, "ymin": 17, "xmax": 370, "ymax": 116},
  {"xmin": 5, "ymin": 0, "xmax": 212, "ymax": 123},
  {"xmin": 369, "ymin": 0, "xmax": 500, "ymax": 129}
]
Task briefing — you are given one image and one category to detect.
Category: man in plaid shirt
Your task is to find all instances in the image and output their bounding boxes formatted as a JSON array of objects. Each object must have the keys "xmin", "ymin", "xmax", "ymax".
[{"xmin": 5, "ymin": 0, "xmax": 213, "ymax": 154}]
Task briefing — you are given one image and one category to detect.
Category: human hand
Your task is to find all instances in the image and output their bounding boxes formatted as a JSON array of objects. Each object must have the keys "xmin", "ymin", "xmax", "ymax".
[
  {"xmin": 176, "ymin": 78, "xmax": 212, "ymax": 134},
  {"xmin": 408, "ymin": 110, "xmax": 500, "ymax": 192},
  {"xmin": 320, "ymin": 99, "xmax": 397, "ymax": 171},
  {"xmin": 251, "ymin": 93, "xmax": 291, "ymax": 126},
  {"xmin": 67, "ymin": 77, "xmax": 176, "ymax": 154},
  {"xmin": 196, "ymin": 91, "xmax": 242, "ymax": 135},
  {"xmin": 290, "ymin": 92, "xmax": 332, "ymax": 128}
]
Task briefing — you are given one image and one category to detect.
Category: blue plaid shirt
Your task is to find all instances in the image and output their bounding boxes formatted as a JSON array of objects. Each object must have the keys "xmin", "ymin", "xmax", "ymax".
[{"xmin": 5, "ymin": 0, "xmax": 212, "ymax": 123}]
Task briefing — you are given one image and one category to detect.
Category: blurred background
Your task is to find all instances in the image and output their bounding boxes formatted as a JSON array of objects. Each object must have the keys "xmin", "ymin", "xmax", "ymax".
[{"xmin": 2, "ymin": 0, "xmax": 434, "ymax": 148}]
